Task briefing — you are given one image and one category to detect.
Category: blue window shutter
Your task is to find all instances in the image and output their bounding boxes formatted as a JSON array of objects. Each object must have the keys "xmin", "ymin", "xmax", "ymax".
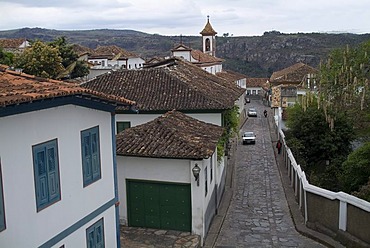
[
  {"xmin": 81, "ymin": 126, "xmax": 101, "ymax": 187},
  {"xmin": 96, "ymin": 222, "xmax": 104, "ymax": 248},
  {"xmin": 0, "ymin": 160, "xmax": 5, "ymax": 231},
  {"xmin": 82, "ymin": 131, "xmax": 92, "ymax": 185},
  {"xmin": 33, "ymin": 139, "xmax": 60, "ymax": 211},
  {"xmin": 46, "ymin": 143, "xmax": 60, "ymax": 203},
  {"xmin": 86, "ymin": 226, "xmax": 95, "ymax": 248},
  {"xmin": 34, "ymin": 147, "xmax": 49, "ymax": 208},
  {"xmin": 91, "ymin": 128, "xmax": 101, "ymax": 181},
  {"xmin": 86, "ymin": 218, "xmax": 105, "ymax": 248}
]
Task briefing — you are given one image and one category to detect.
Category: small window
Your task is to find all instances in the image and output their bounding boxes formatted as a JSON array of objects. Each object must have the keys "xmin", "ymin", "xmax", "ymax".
[
  {"xmin": 86, "ymin": 218, "xmax": 105, "ymax": 248},
  {"xmin": 81, "ymin": 126, "xmax": 101, "ymax": 187},
  {"xmin": 32, "ymin": 139, "xmax": 61, "ymax": 211},
  {"xmin": 0, "ymin": 159, "xmax": 6, "ymax": 231},
  {"xmin": 205, "ymin": 167, "xmax": 208, "ymax": 196},
  {"xmin": 116, "ymin": 122, "xmax": 131, "ymax": 134}
]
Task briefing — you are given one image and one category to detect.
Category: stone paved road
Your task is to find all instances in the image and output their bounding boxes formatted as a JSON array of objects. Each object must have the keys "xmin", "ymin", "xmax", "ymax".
[{"xmin": 214, "ymin": 100, "xmax": 325, "ymax": 248}]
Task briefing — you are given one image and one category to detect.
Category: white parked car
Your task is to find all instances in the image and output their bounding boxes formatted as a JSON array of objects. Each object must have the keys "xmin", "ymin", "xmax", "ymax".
[
  {"xmin": 242, "ymin": 131, "xmax": 256, "ymax": 145},
  {"xmin": 247, "ymin": 107, "xmax": 257, "ymax": 117}
]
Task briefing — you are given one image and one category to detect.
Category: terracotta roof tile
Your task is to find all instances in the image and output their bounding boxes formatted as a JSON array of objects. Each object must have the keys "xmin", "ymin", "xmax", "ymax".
[
  {"xmin": 216, "ymin": 70, "xmax": 247, "ymax": 82},
  {"xmin": 190, "ymin": 49, "xmax": 224, "ymax": 64},
  {"xmin": 116, "ymin": 110, "xmax": 224, "ymax": 159},
  {"xmin": 90, "ymin": 45, "xmax": 138, "ymax": 59},
  {"xmin": 246, "ymin": 78, "xmax": 269, "ymax": 87},
  {"xmin": 270, "ymin": 62, "xmax": 318, "ymax": 84},
  {"xmin": 82, "ymin": 58, "xmax": 243, "ymax": 112},
  {"xmin": 0, "ymin": 38, "xmax": 28, "ymax": 49},
  {"xmin": 72, "ymin": 44, "xmax": 94, "ymax": 56},
  {"xmin": 200, "ymin": 19, "xmax": 217, "ymax": 35},
  {"xmin": 0, "ymin": 68, "xmax": 135, "ymax": 108}
]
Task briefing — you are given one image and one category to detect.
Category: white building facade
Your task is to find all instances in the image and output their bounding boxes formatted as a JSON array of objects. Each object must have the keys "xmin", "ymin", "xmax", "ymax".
[{"xmin": 0, "ymin": 104, "xmax": 120, "ymax": 248}]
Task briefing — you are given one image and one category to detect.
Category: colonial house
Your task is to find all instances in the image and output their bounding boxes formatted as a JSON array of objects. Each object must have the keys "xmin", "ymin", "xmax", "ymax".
[
  {"xmin": 171, "ymin": 17, "xmax": 223, "ymax": 75},
  {"xmin": 81, "ymin": 57, "xmax": 244, "ymax": 240},
  {"xmin": 269, "ymin": 62, "xmax": 318, "ymax": 107},
  {"xmin": 82, "ymin": 57, "xmax": 245, "ymax": 130},
  {"xmin": 116, "ymin": 110, "xmax": 224, "ymax": 244},
  {"xmin": 216, "ymin": 70, "xmax": 247, "ymax": 89},
  {"xmin": 245, "ymin": 77, "xmax": 269, "ymax": 96},
  {"xmin": 0, "ymin": 38, "xmax": 30, "ymax": 53},
  {"xmin": 0, "ymin": 66, "xmax": 134, "ymax": 248},
  {"xmin": 269, "ymin": 62, "xmax": 318, "ymax": 120},
  {"xmin": 87, "ymin": 45, "xmax": 145, "ymax": 80}
]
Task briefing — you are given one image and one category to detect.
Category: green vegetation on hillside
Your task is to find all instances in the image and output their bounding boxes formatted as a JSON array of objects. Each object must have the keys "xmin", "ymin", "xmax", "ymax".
[{"xmin": 1, "ymin": 28, "xmax": 369, "ymax": 77}]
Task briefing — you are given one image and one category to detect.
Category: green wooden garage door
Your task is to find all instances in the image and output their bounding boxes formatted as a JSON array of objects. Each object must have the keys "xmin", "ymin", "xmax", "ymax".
[{"xmin": 127, "ymin": 180, "xmax": 191, "ymax": 232}]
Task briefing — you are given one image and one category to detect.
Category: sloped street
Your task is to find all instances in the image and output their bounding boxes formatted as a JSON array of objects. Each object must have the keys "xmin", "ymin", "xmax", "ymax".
[{"xmin": 213, "ymin": 99, "xmax": 325, "ymax": 248}]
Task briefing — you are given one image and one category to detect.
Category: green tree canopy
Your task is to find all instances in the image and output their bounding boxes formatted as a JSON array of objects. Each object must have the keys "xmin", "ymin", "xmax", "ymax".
[
  {"xmin": 13, "ymin": 37, "xmax": 89, "ymax": 80},
  {"xmin": 318, "ymin": 40, "xmax": 370, "ymax": 134},
  {"xmin": 285, "ymin": 102, "xmax": 354, "ymax": 190},
  {"xmin": 13, "ymin": 40, "xmax": 64, "ymax": 78},
  {"xmin": 0, "ymin": 47, "xmax": 14, "ymax": 65},
  {"xmin": 340, "ymin": 142, "xmax": 370, "ymax": 194}
]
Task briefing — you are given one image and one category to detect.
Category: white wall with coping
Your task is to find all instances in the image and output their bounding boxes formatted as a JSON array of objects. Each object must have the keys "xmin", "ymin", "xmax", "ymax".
[
  {"xmin": 0, "ymin": 104, "xmax": 117, "ymax": 247},
  {"xmin": 116, "ymin": 112, "xmax": 222, "ymax": 131},
  {"xmin": 117, "ymin": 154, "xmax": 217, "ymax": 243}
]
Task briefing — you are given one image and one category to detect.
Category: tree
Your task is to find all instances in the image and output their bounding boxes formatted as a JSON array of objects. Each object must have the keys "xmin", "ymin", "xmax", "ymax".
[
  {"xmin": 340, "ymin": 142, "xmax": 370, "ymax": 194},
  {"xmin": 0, "ymin": 47, "xmax": 14, "ymax": 65},
  {"xmin": 13, "ymin": 40, "xmax": 64, "ymax": 78},
  {"xmin": 285, "ymin": 102, "xmax": 354, "ymax": 190},
  {"xmin": 318, "ymin": 40, "xmax": 370, "ymax": 134},
  {"xmin": 49, "ymin": 37, "xmax": 89, "ymax": 79}
]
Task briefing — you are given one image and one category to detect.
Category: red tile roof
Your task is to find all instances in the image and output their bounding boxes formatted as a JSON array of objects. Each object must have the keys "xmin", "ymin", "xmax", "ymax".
[
  {"xmin": 72, "ymin": 44, "xmax": 94, "ymax": 56},
  {"xmin": 190, "ymin": 49, "xmax": 224, "ymax": 64},
  {"xmin": 83, "ymin": 58, "xmax": 243, "ymax": 112},
  {"xmin": 216, "ymin": 70, "xmax": 247, "ymax": 82},
  {"xmin": 116, "ymin": 110, "xmax": 224, "ymax": 159},
  {"xmin": 200, "ymin": 19, "xmax": 217, "ymax": 35},
  {"xmin": 0, "ymin": 38, "xmax": 28, "ymax": 49},
  {"xmin": 0, "ymin": 67, "xmax": 135, "ymax": 108},
  {"xmin": 90, "ymin": 45, "xmax": 138, "ymax": 59},
  {"xmin": 270, "ymin": 62, "xmax": 318, "ymax": 84},
  {"xmin": 246, "ymin": 78, "xmax": 269, "ymax": 87}
]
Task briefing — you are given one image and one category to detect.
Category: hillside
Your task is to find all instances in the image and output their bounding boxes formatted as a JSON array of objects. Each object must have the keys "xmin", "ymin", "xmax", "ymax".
[{"xmin": 1, "ymin": 28, "xmax": 369, "ymax": 77}]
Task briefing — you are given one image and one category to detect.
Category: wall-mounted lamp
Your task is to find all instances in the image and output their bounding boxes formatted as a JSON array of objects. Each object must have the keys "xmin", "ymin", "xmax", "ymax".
[{"xmin": 192, "ymin": 164, "xmax": 201, "ymax": 186}]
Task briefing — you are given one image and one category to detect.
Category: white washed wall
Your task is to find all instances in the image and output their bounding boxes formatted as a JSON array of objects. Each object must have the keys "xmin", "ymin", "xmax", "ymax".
[
  {"xmin": 173, "ymin": 51, "xmax": 192, "ymax": 61},
  {"xmin": 116, "ymin": 112, "xmax": 222, "ymax": 130},
  {"xmin": 127, "ymin": 57, "xmax": 145, "ymax": 69},
  {"xmin": 51, "ymin": 206, "xmax": 117, "ymax": 248},
  {"xmin": 117, "ymin": 156, "xmax": 210, "ymax": 240},
  {"xmin": 0, "ymin": 105, "xmax": 116, "ymax": 247}
]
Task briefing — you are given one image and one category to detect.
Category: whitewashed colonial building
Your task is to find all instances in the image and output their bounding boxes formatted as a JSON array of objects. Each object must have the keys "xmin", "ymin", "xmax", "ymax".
[
  {"xmin": 115, "ymin": 111, "xmax": 224, "ymax": 244},
  {"xmin": 0, "ymin": 67, "xmax": 134, "ymax": 248}
]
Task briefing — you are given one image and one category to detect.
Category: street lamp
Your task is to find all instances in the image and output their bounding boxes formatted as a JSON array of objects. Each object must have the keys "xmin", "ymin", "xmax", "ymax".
[{"xmin": 192, "ymin": 164, "xmax": 201, "ymax": 186}]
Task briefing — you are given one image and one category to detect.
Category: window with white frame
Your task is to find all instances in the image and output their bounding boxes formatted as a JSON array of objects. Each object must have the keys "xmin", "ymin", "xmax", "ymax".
[
  {"xmin": 81, "ymin": 126, "xmax": 101, "ymax": 187},
  {"xmin": 86, "ymin": 218, "xmax": 105, "ymax": 248},
  {"xmin": 32, "ymin": 139, "xmax": 61, "ymax": 211}
]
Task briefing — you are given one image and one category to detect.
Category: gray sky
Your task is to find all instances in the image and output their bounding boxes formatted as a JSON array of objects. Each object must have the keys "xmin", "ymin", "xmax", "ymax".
[{"xmin": 1, "ymin": 0, "xmax": 369, "ymax": 36}]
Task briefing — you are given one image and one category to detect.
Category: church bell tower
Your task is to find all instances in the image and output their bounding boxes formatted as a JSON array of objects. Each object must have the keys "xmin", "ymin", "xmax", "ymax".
[{"xmin": 200, "ymin": 16, "xmax": 217, "ymax": 57}]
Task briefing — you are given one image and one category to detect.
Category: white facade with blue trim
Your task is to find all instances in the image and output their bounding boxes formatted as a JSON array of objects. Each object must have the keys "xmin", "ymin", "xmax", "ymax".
[{"xmin": 0, "ymin": 102, "xmax": 121, "ymax": 247}]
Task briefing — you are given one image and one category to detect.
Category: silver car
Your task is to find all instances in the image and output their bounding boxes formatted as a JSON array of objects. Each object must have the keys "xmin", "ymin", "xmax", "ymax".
[
  {"xmin": 242, "ymin": 131, "xmax": 256, "ymax": 144},
  {"xmin": 247, "ymin": 107, "xmax": 257, "ymax": 117}
]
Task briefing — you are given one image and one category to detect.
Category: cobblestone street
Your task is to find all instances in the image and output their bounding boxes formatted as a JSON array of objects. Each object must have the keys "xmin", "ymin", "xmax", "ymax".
[{"xmin": 213, "ymin": 101, "xmax": 325, "ymax": 248}]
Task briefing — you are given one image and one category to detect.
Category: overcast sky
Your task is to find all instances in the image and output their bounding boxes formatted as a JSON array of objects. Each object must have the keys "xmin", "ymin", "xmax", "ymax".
[{"xmin": 0, "ymin": 0, "xmax": 369, "ymax": 36}]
